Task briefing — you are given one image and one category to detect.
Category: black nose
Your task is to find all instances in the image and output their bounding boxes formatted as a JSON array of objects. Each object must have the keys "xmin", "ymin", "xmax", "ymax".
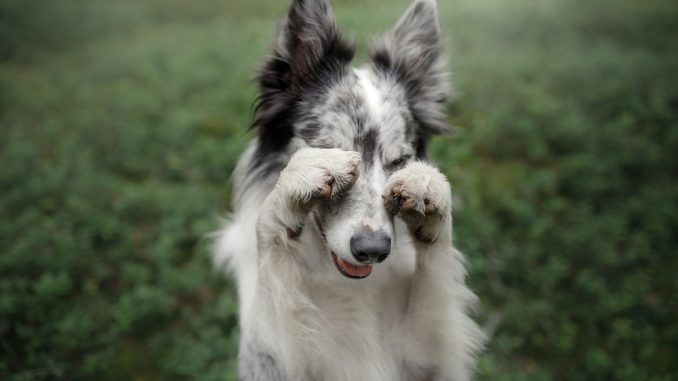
[{"xmin": 350, "ymin": 230, "xmax": 391, "ymax": 263}]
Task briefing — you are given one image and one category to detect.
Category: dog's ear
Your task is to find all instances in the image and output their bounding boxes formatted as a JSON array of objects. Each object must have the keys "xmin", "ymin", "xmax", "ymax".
[
  {"xmin": 275, "ymin": 0, "xmax": 354, "ymax": 84},
  {"xmin": 370, "ymin": 0, "xmax": 449, "ymax": 136},
  {"xmin": 254, "ymin": 0, "xmax": 355, "ymax": 155}
]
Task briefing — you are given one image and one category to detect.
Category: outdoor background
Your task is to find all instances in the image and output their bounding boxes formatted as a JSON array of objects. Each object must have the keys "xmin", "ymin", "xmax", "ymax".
[{"xmin": 1, "ymin": 0, "xmax": 676, "ymax": 380}]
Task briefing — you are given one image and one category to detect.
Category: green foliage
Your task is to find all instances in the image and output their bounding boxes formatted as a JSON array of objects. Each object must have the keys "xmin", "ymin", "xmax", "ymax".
[
  {"xmin": 431, "ymin": 1, "xmax": 678, "ymax": 379},
  {"xmin": 1, "ymin": 0, "xmax": 677, "ymax": 380}
]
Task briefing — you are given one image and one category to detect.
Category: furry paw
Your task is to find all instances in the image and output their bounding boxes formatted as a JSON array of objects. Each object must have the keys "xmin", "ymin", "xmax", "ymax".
[
  {"xmin": 276, "ymin": 148, "xmax": 361, "ymax": 234},
  {"xmin": 382, "ymin": 162, "xmax": 451, "ymax": 243}
]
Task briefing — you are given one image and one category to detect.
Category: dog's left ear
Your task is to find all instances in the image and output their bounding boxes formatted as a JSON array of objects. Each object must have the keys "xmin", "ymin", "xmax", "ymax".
[{"xmin": 370, "ymin": 0, "xmax": 449, "ymax": 136}]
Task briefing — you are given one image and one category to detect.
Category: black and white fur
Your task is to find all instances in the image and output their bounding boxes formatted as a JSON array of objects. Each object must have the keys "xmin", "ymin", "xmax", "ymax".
[{"xmin": 214, "ymin": 0, "xmax": 484, "ymax": 379}]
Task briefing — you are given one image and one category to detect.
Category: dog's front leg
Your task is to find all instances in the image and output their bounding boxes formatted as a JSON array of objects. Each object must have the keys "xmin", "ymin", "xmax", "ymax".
[
  {"xmin": 255, "ymin": 147, "xmax": 361, "ymax": 307},
  {"xmin": 383, "ymin": 162, "xmax": 483, "ymax": 381},
  {"xmin": 245, "ymin": 148, "xmax": 361, "ymax": 380}
]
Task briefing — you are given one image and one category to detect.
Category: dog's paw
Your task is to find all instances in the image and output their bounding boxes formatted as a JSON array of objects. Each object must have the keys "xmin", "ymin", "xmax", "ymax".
[
  {"xmin": 284, "ymin": 147, "xmax": 361, "ymax": 202},
  {"xmin": 276, "ymin": 148, "xmax": 360, "ymax": 234},
  {"xmin": 383, "ymin": 162, "xmax": 451, "ymax": 243}
]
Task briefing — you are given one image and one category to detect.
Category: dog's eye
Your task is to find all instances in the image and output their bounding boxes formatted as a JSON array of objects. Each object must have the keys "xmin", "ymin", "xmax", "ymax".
[{"xmin": 388, "ymin": 155, "xmax": 411, "ymax": 169}]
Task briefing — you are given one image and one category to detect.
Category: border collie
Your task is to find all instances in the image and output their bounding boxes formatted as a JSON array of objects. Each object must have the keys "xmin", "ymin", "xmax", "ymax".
[{"xmin": 214, "ymin": 0, "xmax": 484, "ymax": 379}]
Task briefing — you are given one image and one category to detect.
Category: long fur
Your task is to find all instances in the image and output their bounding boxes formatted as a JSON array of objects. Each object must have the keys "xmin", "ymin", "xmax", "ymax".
[{"xmin": 214, "ymin": 1, "xmax": 485, "ymax": 380}]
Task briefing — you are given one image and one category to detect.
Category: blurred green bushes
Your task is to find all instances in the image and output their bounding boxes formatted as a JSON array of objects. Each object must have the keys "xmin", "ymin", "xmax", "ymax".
[{"xmin": 1, "ymin": 0, "xmax": 676, "ymax": 380}]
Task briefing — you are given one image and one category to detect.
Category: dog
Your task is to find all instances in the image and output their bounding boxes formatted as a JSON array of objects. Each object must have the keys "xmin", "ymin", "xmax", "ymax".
[{"xmin": 214, "ymin": 0, "xmax": 485, "ymax": 379}]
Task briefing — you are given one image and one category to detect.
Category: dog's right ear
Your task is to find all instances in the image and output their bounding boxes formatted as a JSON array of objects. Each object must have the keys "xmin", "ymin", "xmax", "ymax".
[
  {"xmin": 253, "ymin": 0, "xmax": 355, "ymax": 155},
  {"xmin": 274, "ymin": 0, "xmax": 354, "ymax": 85}
]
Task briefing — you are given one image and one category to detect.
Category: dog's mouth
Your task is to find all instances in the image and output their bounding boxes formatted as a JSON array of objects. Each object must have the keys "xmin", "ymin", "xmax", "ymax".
[{"xmin": 331, "ymin": 253, "xmax": 372, "ymax": 279}]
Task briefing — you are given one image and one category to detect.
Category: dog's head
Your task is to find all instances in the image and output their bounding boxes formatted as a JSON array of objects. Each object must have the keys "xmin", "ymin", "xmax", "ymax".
[{"xmin": 253, "ymin": 0, "xmax": 449, "ymax": 279}]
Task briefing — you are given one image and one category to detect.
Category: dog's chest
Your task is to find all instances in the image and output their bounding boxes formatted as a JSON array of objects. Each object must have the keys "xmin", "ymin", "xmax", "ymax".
[{"xmin": 305, "ymin": 282, "xmax": 429, "ymax": 380}]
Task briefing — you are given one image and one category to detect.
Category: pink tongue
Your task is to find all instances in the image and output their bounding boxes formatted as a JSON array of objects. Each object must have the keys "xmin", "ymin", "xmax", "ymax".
[{"xmin": 337, "ymin": 257, "xmax": 372, "ymax": 277}]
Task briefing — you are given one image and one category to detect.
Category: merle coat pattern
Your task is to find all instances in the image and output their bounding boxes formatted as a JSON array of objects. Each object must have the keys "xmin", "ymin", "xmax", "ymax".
[{"xmin": 214, "ymin": 0, "xmax": 485, "ymax": 380}]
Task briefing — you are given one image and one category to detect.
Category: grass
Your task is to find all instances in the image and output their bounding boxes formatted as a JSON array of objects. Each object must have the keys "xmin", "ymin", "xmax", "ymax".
[{"xmin": 1, "ymin": 0, "xmax": 677, "ymax": 380}]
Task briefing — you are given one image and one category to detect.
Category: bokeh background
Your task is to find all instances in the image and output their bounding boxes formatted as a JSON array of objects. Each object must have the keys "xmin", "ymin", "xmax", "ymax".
[{"xmin": 1, "ymin": 0, "xmax": 677, "ymax": 380}]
